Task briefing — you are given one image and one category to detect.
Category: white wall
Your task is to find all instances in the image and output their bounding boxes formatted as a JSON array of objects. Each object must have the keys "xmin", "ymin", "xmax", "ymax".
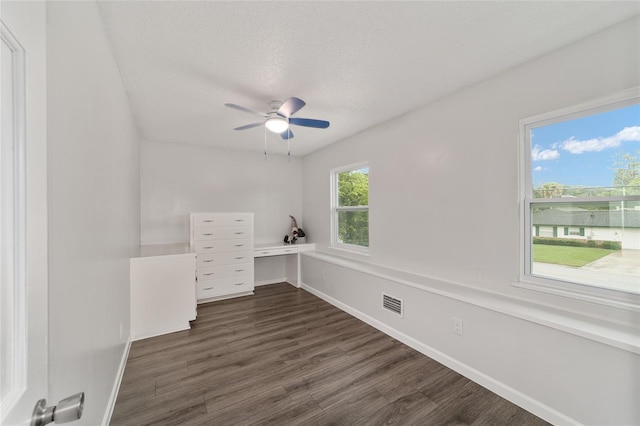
[
  {"xmin": 301, "ymin": 15, "xmax": 640, "ymax": 425},
  {"xmin": 47, "ymin": 2, "xmax": 140, "ymax": 425},
  {"xmin": 141, "ymin": 139, "xmax": 303, "ymax": 244},
  {"xmin": 141, "ymin": 139, "xmax": 303, "ymax": 281}
]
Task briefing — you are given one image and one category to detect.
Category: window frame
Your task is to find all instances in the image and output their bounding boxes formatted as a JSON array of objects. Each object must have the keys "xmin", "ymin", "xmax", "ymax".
[
  {"xmin": 330, "ymin": 161, "xmax": 370, "ymax": 254},
  {"xmin": 517, "ymin": 88, "xmax": 640, "ymax": 311}
]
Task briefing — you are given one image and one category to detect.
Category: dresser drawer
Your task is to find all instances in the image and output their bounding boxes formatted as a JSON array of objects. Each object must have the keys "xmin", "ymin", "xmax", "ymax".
[
  {"xmin": 197, "ymin": 251, "xmax": 252, "ymax": 268},
  {"xmin": 192, "ymin": 226, "xmax": 252, "ymax": 241},
  {"xmin": 254, "ymin": 246, "xmax": 298, "ymax": 257},
  {"xmin": 193, "ymin": 239, "xmax": 251, "ymax": 253},
  {"xmin": 191, "ymin": 213, "xmax": 252, "ymax": 228},
  {"xmin": 197, "ymin": 277, "xmax": 254, "ymax": 299},
  {"xmin": 197, "ymin": 263, "xmax": 252, "ymax": 281}
]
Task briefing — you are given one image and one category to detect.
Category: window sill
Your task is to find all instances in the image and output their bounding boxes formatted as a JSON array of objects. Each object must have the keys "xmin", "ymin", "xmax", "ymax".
[
  {"xmin": 514, "ymin": 275, "xmax": 640, "ymax": 313},
  {"xmin": 328, "ymin": 244, "xmax": 370, "ymax": 258}
]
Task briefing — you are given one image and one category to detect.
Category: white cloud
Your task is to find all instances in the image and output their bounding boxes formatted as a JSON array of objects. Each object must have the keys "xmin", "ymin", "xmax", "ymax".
[
  {"xmin": 532, "ymin": 145, "xmax": 560, "ymax": 161},
  {"xmin": 533, "ymin": 166, "xmax": 543, "ymax": 172},
  {"xmin": 559, "ymin": 125, "xmax": 640, "ymax": 154},
  {"xmin": 617, "ymin": 126, "xmax": 640, "ymax": 140}
]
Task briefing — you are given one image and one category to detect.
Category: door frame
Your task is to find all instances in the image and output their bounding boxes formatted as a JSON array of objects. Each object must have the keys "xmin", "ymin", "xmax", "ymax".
[{"xmin": 0, "ymin": 3, "xmax": 49, "ymax": 424}]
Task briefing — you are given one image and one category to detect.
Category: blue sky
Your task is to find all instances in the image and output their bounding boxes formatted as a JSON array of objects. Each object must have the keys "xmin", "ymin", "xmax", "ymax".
[{"xmin": 531, "ymin": 103, "xmax": 640, "ymax": 188}]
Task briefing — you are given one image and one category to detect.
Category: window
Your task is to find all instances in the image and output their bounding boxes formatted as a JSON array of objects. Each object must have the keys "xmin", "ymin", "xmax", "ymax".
[
  {"xmin": 331, "ymin": 162, "xmax": 369, "ymax": 252},
  {"xmin": 519, "ymin": 89, "xmax": 640, "ymax": 305}
]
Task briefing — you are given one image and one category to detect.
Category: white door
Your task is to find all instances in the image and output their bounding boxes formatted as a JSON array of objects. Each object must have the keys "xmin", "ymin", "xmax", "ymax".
[{"xmin": 1, "ymin": 5, "xmax": 49, "ymax": 425}]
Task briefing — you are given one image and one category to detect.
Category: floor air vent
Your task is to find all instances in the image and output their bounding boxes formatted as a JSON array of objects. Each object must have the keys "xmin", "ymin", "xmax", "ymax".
[{"xmin": 382, "ymin": 293, "xmax": 403, "ymax": 317}]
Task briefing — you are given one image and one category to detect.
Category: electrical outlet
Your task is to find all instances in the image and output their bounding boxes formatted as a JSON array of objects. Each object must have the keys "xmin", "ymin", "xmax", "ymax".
[{"xmin": 452, "ymin": 317, "xmax": 464, "ymax": 336}]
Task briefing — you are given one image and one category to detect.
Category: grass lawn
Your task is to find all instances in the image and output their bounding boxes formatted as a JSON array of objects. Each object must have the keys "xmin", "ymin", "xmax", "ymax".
[{"xmin": 532, "ymin": 244, "xmax": 616, "ymax": 267}]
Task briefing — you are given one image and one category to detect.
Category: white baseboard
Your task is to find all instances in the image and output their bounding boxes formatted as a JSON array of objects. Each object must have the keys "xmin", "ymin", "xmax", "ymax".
[
  {"xmin": 102, "ymin": 334, "xmax": 132, "ymax": 426},
  {"xmin": 300, "ymin": 282, "xmax": 579, "ymax": 426},
  {"xmin": 131, "ymin": 323, "xmax": 191, "ymax": 342},
  {"xmin": 255, "ymin": 277, "xmax": 287, "ymax": 286}
]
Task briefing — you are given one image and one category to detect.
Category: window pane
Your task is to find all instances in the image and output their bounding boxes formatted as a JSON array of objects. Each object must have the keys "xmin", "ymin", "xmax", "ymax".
[
  {"xmin": 531, "ymin": 103, "xmax": 640, "ymax": 196},
  {"xmin": 338, "ymin": 167, "xmax": 368, "ymax": 207},
  {"xmin": 338, "ymin": 210, "xmax": 369, "ymax": 247},
  {"xmin": 530, "ymin": 200, "xmax": 640, "ymax": 294}
]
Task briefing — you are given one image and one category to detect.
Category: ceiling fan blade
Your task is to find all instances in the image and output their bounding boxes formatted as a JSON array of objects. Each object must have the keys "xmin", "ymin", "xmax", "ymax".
[
  {"xmin": 280, "ymin": 128, "xmax": 295, "ymax": 140},
  {"xmin": 233, "ymin": 122, "xmax": 263, "ymax": 131},
  {"xmin": 289, "ymin": 117, "xmax": 330, "ymax": 129},
  {"xmin": 278, "ymin": 97, "xmax": 306, "ymax": 118},
  {"xmin": 224, "ymin": 103, "xmax": 268, "ymax": 117}
]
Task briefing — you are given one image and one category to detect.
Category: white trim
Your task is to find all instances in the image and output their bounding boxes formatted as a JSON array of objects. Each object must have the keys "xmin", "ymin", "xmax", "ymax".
[
  {"xmin": 513, "ymin": 278, "xmax": 639, "ymax": 311},
  {"xmin": 255, "ymin": 277, "xmax": 287, "ymax": 286},
  {"xmin": 518, "ymin": 87, "xmax": 640, "ymax": 306},
  {"xmin": 328, "ymin": 244, "xmax": 371, "ymax": 258},
  {"xmin": 520, "ymin": 87, "xmax": 640, "ymax": 129},
  {"xmin": 330, "ymin": 160, "xmax": 370, "ymax": 176},
  {"xmin": 301, "ymin": 251, "xmax": 640, "ymax": 353},
  {"xmin": 0, "ymin": 19, "xmax": 27, "ymax": 420},
  {"xmin": 102, "ymin": 335, "xmax": 132, "ymax": 426},
  {"xmin": 300, "ymin": 281, "xmax": 579, "ymax": 426}
]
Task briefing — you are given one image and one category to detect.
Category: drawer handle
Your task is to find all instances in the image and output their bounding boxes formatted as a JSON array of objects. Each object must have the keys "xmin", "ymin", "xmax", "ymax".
[
  {"xmin": 234, "ymin": 256, "xmax": 244, "ymax": 260},
  {"xmin": 234, "ymin": 283, "xmax": 244, "ymax": 286},
  {"xmin": 234, "ymin": 232, "xmax": 244, "ymax": 235},
  {"xmin": 261, "ymin": 251, "xmax": 270, "ymax": 255},
  {"xmin": 284, "ymin": 249, "xmax": 293, "ymax": 252},
  {"xmin": 203, "ymin": 286, "xmax": 214, "ymax": 290},
  {"xmin": 203, "ymin": 233, "xmax": 214, "ymax": 236},
  {"xmin": 234, "ymin": 269, "xmax": 244, "ymax": 272},
  {"xmin": 234, "ymin": 219, "xmax": 245, "ymax": 222},
  {"xmin": 203, "ymin": 220, "xmax": 215, "ymax": 223},
  {"xmin": 203, "ymin": 260, "xmax": 214, "ymax": 263},
  {"xmin": 203, "ymin": 273, "xmax": 214, "ymax": 276},
  {"xmin": 234, "ymin": 244, "xmax": 244, "ymax": 247},
  {"xmin": 203, "ymin": 246, "xmax": 214, "ymax": 249}
]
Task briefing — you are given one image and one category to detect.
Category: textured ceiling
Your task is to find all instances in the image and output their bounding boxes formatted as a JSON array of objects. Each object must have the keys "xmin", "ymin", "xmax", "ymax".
[{"xmin": 97, "ymin": 1, "xmax": 640, "ymax": 156}]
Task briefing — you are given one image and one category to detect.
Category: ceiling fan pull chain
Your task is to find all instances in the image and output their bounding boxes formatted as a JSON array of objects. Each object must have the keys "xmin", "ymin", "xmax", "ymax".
[
  {"xmin": 287, "ymin": 129, "xmax": 291, "ymax": 158},
  {"xmin": 264, "ymin": 123, "xmax": 268, "ymax": 160}
]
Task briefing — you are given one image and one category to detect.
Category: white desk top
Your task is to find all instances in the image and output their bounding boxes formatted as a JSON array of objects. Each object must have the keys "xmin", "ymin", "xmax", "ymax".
[
  {"xmin": 254, "ymin": 242, "xmax": 315, "ymax": 250},
  {"xmin": 134, "ymin": 243, "xmax": 195, "ymax": 258},
  {"xmin": 133, "ymin": 242, "xmax": 314, "ymax": 259}
]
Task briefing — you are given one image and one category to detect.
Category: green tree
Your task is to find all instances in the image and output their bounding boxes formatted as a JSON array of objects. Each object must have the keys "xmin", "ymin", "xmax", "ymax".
[
  {"xmin": 612, "ymin": 151, "xmax": 640, "ymax": 195},
  {"xmin": 534, "ymin": 182, "xmax": 565, "ymax": 198},
  {"xmin": 612, "ymin": 152, "xmax": 639, "ymax": 185},
  {"xmin": 338, "ymin": 171, "xmax": 368, "ymax": 206},
  {"xmin": 337, "ymin": 170, "xmax": 369, "ymax": 246}
]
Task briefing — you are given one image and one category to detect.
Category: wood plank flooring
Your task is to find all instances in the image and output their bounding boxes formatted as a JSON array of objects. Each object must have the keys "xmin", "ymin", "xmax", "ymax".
[{"xmin": 111, "ymin": 283, "xmax": 549, "ymax": 425}]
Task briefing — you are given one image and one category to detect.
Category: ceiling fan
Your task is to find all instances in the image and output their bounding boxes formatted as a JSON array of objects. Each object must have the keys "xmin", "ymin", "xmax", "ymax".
[{"xmin": 224, "ymin": 97, "xmax": 330, "ymax": 140}]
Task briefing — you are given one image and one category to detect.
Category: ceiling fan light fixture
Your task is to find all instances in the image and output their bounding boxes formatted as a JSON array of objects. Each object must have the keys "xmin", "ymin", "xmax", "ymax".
[{"xmin": 265, "ymin": 116, "xmax": 289, "ymax": 134}]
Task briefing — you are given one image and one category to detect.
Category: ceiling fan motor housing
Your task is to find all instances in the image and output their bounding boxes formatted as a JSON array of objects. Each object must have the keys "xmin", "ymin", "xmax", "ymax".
[{"xmin": 269, "ymin": 100, "xmax": 284, "ymax": 111}]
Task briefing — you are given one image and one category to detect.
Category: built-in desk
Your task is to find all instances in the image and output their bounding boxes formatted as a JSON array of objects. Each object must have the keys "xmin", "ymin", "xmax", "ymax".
[
  {"xmin": 130, "ymin": 243, "xmax": 196, "ymax": 341},
  {"xmin": 129, "ymin": 242, "xmax": 315, "ymax": 340},
  {"xmin": 254, "ymin": 242, "xmax": 315, "ymax": 287}
]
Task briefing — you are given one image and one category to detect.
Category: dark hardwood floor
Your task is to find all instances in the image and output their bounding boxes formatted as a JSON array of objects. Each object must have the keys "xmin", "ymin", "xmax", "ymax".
[{"xmin": 111, "ymin": 283, "xmax": 549, "ymax": 425}]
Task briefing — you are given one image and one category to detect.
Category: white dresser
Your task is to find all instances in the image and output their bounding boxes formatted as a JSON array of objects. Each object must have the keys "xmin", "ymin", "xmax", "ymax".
[{"xmin": 190, "ymin": 213, "xmax": 254, "ymax": 303}]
